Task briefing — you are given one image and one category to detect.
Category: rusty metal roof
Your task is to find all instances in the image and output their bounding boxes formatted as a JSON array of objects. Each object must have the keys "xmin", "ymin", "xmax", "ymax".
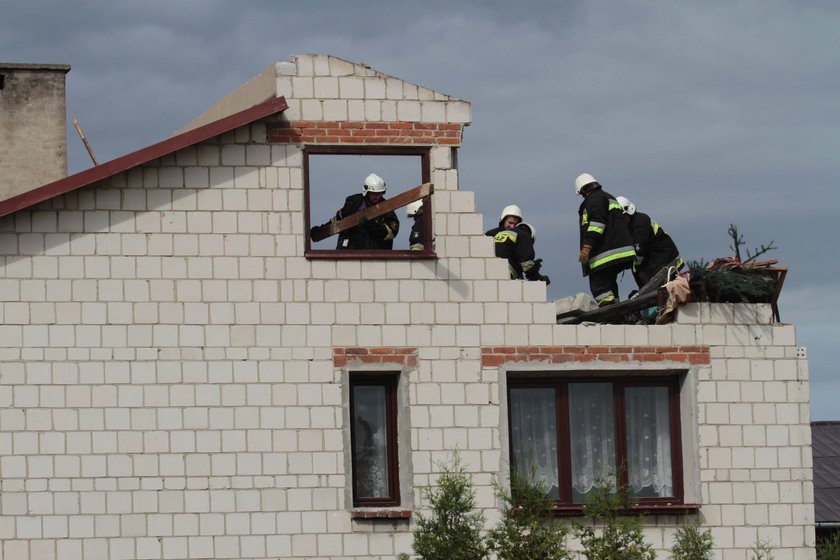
[
  {"xmin": 0, "ymin": 95, "xmax": 288, "ymax": 219},
  {"xmin": 813, "ymin": 421, "xmax": 840, "ymax": 523}
]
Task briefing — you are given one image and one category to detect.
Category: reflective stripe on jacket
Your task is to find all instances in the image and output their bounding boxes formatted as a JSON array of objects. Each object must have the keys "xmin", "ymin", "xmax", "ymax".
[
  {"xmin": 628, "ymin": 211, "xmax": 680, "ymax": 269},
  {"xmin": 578, "ymin": 188, "xmax": 635, "ymax": 271},
  {"xmin": 485, "ymin": 223, "xmax": 537, "ymax": 279}
]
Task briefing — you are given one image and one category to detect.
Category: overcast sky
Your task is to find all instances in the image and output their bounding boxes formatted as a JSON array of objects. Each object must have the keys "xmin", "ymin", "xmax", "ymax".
[{"xmin": 3, "ymin": 0, "xmax": 838, "ymax": 419}]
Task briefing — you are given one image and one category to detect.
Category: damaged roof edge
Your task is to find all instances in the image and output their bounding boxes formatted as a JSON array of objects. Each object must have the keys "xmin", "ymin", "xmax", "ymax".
[
  {"xmin": 176, "ymin": 62, "xmax": 285, "ymax": 135},
  {"xmin": 0, "ymin": 96, "xmax": 288, "ymax": 220}
]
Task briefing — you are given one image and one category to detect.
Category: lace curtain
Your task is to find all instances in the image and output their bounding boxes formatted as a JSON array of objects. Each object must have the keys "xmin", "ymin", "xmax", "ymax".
[
  {"xmin": 625, "ymin": 386, "xmax": 672, "ymax": 497},
  {"xmin": 353, "ymin": 386, "xmax": 389, "ymax": 498},
  {"xmin": 568, "ymin": 383, "xmax": 616, "ymax": 497},
  {"xmin": 509, "ymin": 388, "xmax": 560, "ymax": 498},
  {"xmin": 510, "ymin": 382, "xmax": 673, "ymax": 502}
]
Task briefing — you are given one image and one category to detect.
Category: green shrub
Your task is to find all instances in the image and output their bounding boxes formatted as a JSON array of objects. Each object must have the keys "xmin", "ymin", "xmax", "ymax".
[
  {"xmin": 817, "ymin": 532, "xmax": 840, "ymax": 560},
  {"xmin": 574, "ymin": 480, "xmax": 656, "ymax": 560},
  {"xmin": 487, "ymin": 470, "xmax": 572, "ymax": 560},
  {"xmin": 670, "ymin": 519, "xmax": 713, "ymax": 560},
  {"xmin": 399, "ymin": 453, "xmax": 487, "ymax": 560},
  {"xmin": 750, "ymin": 538, "xmax": 774, "ymax": 560}
]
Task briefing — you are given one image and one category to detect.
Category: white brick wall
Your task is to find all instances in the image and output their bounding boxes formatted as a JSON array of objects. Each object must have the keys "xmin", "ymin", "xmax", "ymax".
[{"xmin": 0, "ymin": 55, "xmax": 813, "ymax": 560}]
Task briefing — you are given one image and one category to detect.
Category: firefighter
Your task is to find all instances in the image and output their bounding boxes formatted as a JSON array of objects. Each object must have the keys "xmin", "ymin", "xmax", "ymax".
[
  {"xmin": 406, "ymin": 199, "xmax": 426, "ymax": 250},
  {"xmin": 485, "ymin": 205, "xmax": 550, "ymax": 284},
  {"xmin": 616, "ymin": 195, "xmax": 684, "ymax": 288},
  {"xmin": 310, "ymin": 173, "xmax": 399, "ymax": 250},
  {"xmin": 575, "ymin": 173, "xmax": 636, "ymax": 306}
]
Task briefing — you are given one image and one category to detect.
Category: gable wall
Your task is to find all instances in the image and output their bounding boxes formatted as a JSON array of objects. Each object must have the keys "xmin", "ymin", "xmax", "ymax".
[{"xmin": 0, "ymin": 55, "xmax": 814, "ymax": 560}]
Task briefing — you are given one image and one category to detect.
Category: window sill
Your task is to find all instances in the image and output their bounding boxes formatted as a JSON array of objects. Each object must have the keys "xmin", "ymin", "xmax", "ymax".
[
  {"xmin": 305, "ymin": 249, "xmax": 437, "ymax": 260},
  {"xmin": 351, "ymin": 509, "xmax": 412, "ymax": 520},
  {"xmin": 551, "ymin": 503, "xmax": 701, "ymax": 517}
]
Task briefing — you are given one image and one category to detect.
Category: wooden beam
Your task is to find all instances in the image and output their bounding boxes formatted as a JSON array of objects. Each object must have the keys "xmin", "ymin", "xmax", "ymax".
[
  {"xmin": 72, "ymin": 116, "xmax": 99, "ymax": 166},
  {"xmin": 310, "ymin": 183, "xmax": 433, "ymax": 242}
]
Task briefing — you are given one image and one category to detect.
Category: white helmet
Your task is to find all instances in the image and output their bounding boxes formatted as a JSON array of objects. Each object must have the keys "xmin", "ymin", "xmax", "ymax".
[
  {"xmin": 362, "ymin": 173, "xmax": 386, "ymax": 194},
  {"xmin": 500, "ymin": 204, "xmax": 523, "ymax": 221},
  {"xmin": 616, "ymin": 196, "xmax": 636, "ymax": 215},
  {"xmin": 519, "ymin": 222, "xmax": 536, "ymax": 241},
  {"xmin": 406, "ymin": 199, "xmax": 423, "ymax": 217},
  {"xmin": 574, "ymin": 173, "xmax": 598, "ymax": 195}
]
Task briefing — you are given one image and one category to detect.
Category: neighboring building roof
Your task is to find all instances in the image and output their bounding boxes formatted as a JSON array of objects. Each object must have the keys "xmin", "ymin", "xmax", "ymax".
[
  {"xmin": 813, "ymin": 421, "xmax": 840, "ymax": 523},
  {"xmin": 0, "ymin": 95, "xmax": 288, "ymax": 219}
]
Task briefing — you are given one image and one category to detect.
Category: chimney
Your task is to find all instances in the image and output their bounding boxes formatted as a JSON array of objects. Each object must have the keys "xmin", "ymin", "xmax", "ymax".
[{"xmin": 0, "ymin": 63, "xmax": 71, "ymax": 202}]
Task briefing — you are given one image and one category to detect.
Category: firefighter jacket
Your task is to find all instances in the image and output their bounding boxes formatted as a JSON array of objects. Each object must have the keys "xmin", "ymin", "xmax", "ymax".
[
  {"xmin": 628, "ymin": 211, "xmax": 680, "ymax": 269},
  {"xmin": 333, "ymin": 193, "xmax": 399, "ymax": 250},
  {"xmin": 408, "ymin": 215, "xmax": 424, "ymax": 250},
  {"xmin": 485, "ymin": 222, "xmax": 541, "ymax": 280},
  {"xmin": 578, "ymin": 187, "xmax": 635, "ymax": 271}
]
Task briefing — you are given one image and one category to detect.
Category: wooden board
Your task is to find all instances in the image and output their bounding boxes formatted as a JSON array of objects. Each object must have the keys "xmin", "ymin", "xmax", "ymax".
[{"xmin": 310, "ymin": 183, "xmax": 433, "ymax": 242}]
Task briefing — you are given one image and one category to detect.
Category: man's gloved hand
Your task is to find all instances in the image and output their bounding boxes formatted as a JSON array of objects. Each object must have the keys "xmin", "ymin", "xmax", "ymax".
[
  {"xmin": 540, "ymin": 275, "xmax": 551, "ymax": 285},
  {"xmin": 579, "ymin": 244, "xmax": 592, "ymax": 263},
  {"xmin": 310, "ymin": 224, "xmax": 326, "ymax": 241}
]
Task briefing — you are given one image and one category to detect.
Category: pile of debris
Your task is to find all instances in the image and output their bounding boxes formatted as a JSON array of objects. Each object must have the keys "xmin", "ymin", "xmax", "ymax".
[{"xmin": 556, "ymin": 257, "xmax": 786, "ymax": 325}]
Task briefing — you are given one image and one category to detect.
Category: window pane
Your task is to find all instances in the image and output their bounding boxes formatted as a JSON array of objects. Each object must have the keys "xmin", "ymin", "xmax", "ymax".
[
  {"xmin": 509, "ymin": 388, "xmax": 560, "ymax": 498},
  {"xmin": 352, "ymin": 385, "xmax": 390, "ymax": 498},
  {"xmin": 625, "ymin": 386, "xmax": 673, "ymax": 497},
  {"xmin": 568, "ymin": 383, "xmax": 615, "ymax": 502}
]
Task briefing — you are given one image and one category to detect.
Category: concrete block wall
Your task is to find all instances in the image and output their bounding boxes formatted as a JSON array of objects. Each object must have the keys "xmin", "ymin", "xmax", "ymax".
[{"xmin": 0, "ymin": 55, "xmax": 813, "ymax": 560}]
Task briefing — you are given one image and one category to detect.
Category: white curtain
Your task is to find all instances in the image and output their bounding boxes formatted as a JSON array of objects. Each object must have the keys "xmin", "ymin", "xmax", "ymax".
[
  {"xmin": 625, "ymin": 386, "xmax": 673, "ymax": 497},
  {"xmin": 568, "ymin": 383, "xmax": 616, "ymax": 498},
  {"xmin": 353, "ymin": 386, "xmax": 389, "ymax": 498},
  {"xmin": 509, "ymin": 388, "xmax": 560, "ymax": 497}
]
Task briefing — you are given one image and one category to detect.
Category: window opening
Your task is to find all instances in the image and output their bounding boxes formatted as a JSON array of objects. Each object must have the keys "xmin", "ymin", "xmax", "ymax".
[{"xmin": 305, "ymin": 147, "xmax": 433, "ymax": 258}]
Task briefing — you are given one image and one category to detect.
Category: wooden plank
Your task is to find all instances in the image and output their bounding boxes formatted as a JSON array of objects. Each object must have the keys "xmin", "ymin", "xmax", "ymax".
[
  {"xmin": 72, "ymin": 116, "xmax": 99, "ymax": 166},
  {"xmin": 763, "ymin": 267, "xmax": 787, "ymax": 322},
  {"xmin": 310, "ymin": 183, "xmax": 433, "ymax": 242},
  {"xmin": 570, "ymin": 291, "xmax": 660, "ymax": 324}
]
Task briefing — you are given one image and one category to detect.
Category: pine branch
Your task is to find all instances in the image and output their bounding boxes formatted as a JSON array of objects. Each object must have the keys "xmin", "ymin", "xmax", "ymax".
[
  {"xmin": 743, "ymin": 240, "xmax": 778, "ymax": 265},
  {"xmin": 727, "ymin": 223, "xmax": 777, "ymax": 264},
  {"xmin": 727, "ymin": 224, "xmax": 744, "ymax": 262}
]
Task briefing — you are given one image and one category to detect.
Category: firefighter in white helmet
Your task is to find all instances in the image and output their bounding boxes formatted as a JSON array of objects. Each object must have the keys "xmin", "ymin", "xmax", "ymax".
[
  {"xmin": 310, "ymin": 173, "xmax": 400, "ymax": 250},
  {"xmin": 616, "ymin": 195, "xmax": 684, "ymax": 287},
  {"xmin": 485, "ymin": 205, "xmax": 550, "ymax": 284},
  {"xmin": 405, "ymin": 199, "xmax": 428, "ymax": 250},
  {"xmin": 575, "ymin": 173, "xmax": 636, "ymax": 306}
]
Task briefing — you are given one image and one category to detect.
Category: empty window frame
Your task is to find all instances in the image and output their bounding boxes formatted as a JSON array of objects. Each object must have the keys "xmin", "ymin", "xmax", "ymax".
[
  {"xmin": 350, "ymin": 373, "xmax": 400, "ymax": 507},
  {"xmin": 304, "ymin": 146, "xmax": 433, "ymax": 258},
  {"xmin": 507, "ymin": 375, "xmax": 683, "ymax": 509}
]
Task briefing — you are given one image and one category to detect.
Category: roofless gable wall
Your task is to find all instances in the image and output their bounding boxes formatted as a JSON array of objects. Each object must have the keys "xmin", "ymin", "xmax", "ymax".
[{"xmin": 0, "ymin": 54, "xmax": 814, "ymax": 560}]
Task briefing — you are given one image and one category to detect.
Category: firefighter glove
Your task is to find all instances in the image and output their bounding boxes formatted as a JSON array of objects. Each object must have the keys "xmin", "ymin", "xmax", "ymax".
[
  {"xmin": 579, "ymin": 245, "xmax": 592, "ymax": 263},
  {"xmin": 310, "ymin": 224, "xmax": 326, "ymax": 241}
]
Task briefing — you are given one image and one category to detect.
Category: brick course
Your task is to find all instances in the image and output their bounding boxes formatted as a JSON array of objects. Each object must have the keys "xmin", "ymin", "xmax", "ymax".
[{"xmin": 267, "ymin": 121, "xmax": 463, "ymax": 145}]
